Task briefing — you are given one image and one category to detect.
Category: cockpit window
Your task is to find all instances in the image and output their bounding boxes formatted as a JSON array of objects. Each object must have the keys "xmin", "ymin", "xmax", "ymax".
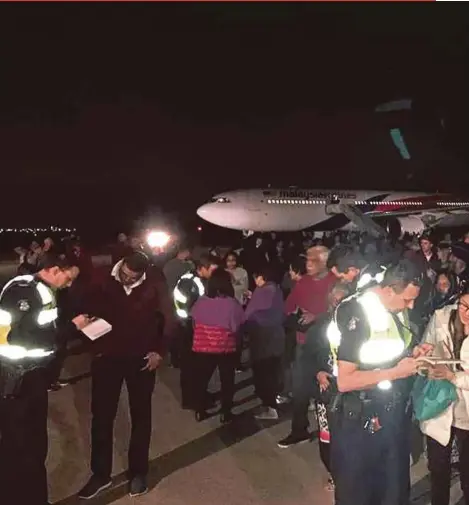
[{"xmin": 210, "ymin": 197, "xmax": 230, "ymax": 203}]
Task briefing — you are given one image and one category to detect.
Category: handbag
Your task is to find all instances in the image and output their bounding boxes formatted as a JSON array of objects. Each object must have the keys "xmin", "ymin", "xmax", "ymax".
[{"xmin": 411, "ymin": 374, "xmax": 458, "ymax": 421}]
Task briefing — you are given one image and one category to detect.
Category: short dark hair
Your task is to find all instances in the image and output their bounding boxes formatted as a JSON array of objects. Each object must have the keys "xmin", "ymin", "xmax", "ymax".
[
  {"xmin": 40, "ymin": 253, "xmax": 77, "ymax": 271},
  {"xmin": 381, "ymin": 259, "xmax": 424, "ymax": 293},
  {"xmin": 327, "ymin": 245, "xmax": 366, "ymax": 273},
  {"xmin": 206, "ymin": 268, "xmax": 235, "ymax": 298},
  {"xmin": 254, "ymin": 264, "xmax": 277, "ymax": 283},
  {"xmin": 289, "ymin": 256, "xmax": 307, "ymax": 276},
  {"xmin": 224, "ymin": 250, "xmax": 239, "ymax": 266},
  {"xmin": 123, "ymin": 251, "xmax": 150, "ymax": 274},
  {"xmin": 435, "ymin": 269, "xmax": 458, "ymax": 292},
  {"xmin": 195, "ymin": 253, "xmax": 220, "ymax": 271},
  {"xmin": 177, "ymin": 243, "xmax": 191, "ymax": 254},
  {"xmin": 419, "ymin": 234, "xmax": 433, "ymax": 244}
]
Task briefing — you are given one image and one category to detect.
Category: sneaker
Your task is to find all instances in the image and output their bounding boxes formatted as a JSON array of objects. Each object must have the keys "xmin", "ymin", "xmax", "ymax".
[
  {"xmin": 255, "ymin": 407, "xmax": 279, "ymax": 420},
  {"xmin": 276, "ymin": 394, "xmax": 291, "ymax": 405},
  {"xmin": 78, "ymin": 476, "xmax": 112, "ymax": 499},
  {"xmin": 277, "ymin": 432, "xmax": 311, "ymax": 448},
  {"xmin": 220, "ymin": 411, "xmax": 235, "ymax": 424},
  {"xmin": 129, "ymin": 475, "xmax": 148, "ymax": 497},
  {"xmin": 48, "ymin": 380, "xmax": 69, "ymax": 392}
]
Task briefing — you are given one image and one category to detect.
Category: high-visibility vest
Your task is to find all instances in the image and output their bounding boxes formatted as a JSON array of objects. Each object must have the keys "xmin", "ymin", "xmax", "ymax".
[
  {"xmin": 328, "ymin": 290, "xmax": 412, "ymax": 390},
  {"xmin": 0, "ymin": 274, "xmax": 58, "ymax": 360},
  {"xmin": 173, "ymin": 272, "xmax": 205, "ymax": 319}
]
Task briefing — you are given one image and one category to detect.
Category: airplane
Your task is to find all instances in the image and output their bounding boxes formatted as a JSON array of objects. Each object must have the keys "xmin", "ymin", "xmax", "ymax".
[
  {"xmin": 197, "ymin": 99, "xmax": 468, "ymax": 237},
  {"xmin": 196, "ymin": 188, "xmax": 469, "ymax": 236}
]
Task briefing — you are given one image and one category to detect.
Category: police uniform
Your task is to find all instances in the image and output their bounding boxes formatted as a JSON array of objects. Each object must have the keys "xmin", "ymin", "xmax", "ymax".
[
  {"xmin": 173, "ymin": 271, "xmax": 206, "ymax": 407},
  {"xmin": 0, "ymin": 274, "xmax": 62, "ymax": 505},
  {"xmin": 173, "ymin": 271, "xmax": 206, "ymax": 321},
  {"xmin": 328, "ymin": 289, "xmax": 415, "ymax": 505}
]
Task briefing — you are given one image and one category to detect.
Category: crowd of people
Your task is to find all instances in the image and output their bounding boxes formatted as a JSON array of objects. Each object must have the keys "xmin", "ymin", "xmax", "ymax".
[
  {"xmin": 166, "ymin": 229, "xmax": 469, "ymax": 505},
  {"xmin": 2, "ymin": 228, "xmax": 469, "ymax": 505}
]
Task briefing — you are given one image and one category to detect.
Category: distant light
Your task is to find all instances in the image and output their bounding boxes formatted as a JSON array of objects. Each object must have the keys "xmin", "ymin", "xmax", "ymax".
[
  {"xmin": 197, "ymin": 226, "xmax": 202, "ymax": 232},
  {"xmin": 146, "ymin": 230, "xmax": 171, "ymax": 249}
]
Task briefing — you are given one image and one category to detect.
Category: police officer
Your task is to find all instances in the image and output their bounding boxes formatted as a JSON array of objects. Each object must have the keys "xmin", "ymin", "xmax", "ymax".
[
  {"xmin": 0, "ymin": 255, "xmax": 88, "ymax": 505},
  {"xmin": 327, "ymin": 259, "xmax": 433, "ymax": 505},
  {"xmin": 173, "ymin": 254, "xmax": 219, "ymax": 409},
  {"xmin": 327, "ymin": 245, "xmax": 367, "ymax": 287}
]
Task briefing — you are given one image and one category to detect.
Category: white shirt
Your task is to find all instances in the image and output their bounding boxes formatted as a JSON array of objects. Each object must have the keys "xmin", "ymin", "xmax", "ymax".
[
  {"xmin": 111, "ymin": 260, "xmax": 146, "ymax": 296},
  {"xmin": 421, "ymin": 305, "xmax": 469, "ymax": 445},
  {"xmin": 453, "ymin": 389, "xmax": 469, "ymax": 430}
]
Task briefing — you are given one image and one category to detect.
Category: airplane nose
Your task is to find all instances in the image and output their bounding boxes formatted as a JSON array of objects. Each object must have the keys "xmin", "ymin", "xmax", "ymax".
[
  {"xmin": 197, "ymin": 204, "xmax": 212, "ymax": 220},
  {"xmin": 197, "ymin": 202, "xmax": 230, "ymax": 227}
]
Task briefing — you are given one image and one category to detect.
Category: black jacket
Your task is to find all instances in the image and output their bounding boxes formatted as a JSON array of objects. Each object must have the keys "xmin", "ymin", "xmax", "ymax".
[{"xmin": 301, "ymin": 313, "xmax": 334, "ymax": 402}]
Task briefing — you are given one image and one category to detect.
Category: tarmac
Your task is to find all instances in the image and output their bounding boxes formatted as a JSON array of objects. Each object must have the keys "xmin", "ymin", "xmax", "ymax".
[
  {"xmin": 46, "ymin": 353, "xmax": 464, "ymax": 505},
  {"xmin": 0, "ymin": 260, "xmax": 465, "ymax": 505}
]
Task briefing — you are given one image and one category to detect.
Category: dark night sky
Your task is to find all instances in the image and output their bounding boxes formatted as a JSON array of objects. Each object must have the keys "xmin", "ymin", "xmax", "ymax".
[{"xmin": 0, "ymin": 4, "xmax": 468, "ymax": 233}]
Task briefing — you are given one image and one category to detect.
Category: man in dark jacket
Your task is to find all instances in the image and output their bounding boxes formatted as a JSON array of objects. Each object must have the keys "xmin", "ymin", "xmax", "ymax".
[{"xmin": 78, "ymin": 252, "xmax": 175, "ymax": 500}]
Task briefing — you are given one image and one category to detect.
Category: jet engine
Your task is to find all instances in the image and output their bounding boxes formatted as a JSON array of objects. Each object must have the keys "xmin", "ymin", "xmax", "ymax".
[{"xmin": 375, "ymin": 215, "xmax": 426, "ymax": 238}]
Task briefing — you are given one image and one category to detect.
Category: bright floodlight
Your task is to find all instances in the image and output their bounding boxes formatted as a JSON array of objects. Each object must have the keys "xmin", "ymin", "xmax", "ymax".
[{"xmin": 146, "ymin": 230, "xmax": 170, "ymax": 249}]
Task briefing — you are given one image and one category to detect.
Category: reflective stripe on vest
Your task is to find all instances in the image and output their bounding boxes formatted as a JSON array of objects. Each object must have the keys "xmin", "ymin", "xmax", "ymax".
[
  {"xmin": 328, "ymin": 291, "xmax": 412, "ymax": 389},
  {"xmin": 173, "ymin": 273, "xmax": 205, "ymax": 318},
  {"xmin": 0, "ymin": 276, "xmax": 57, "ymax": 359}
]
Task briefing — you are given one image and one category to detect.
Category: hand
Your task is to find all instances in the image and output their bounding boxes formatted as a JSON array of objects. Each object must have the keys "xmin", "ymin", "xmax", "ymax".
[
  {"xmin": 72, "ymin": 314, "xmax": 92, "ymax": 331},
  {"xmin": 299, "ymin": 311, "xmax": 316, "ymax": 325},
  {"xmin": 412, "ymin": 344, "xmax": 434, "ymax": 359},
  {"xmin": 317, "ymin": 371, "xmax": 332, "ymax": 392},
  {"xmin": 244, "ymin": 290, "xmax": 252, "ymax": 299},
  {"xmin": 427, "ymin": 364, "xmax": 455, "ymax": 382},
  {"xmin": 393, "ymin": 357, "xmax": 419, "ymax": 380},
  {"xmin": 141, "ymin": 352, "xmax": 163, "ymax": 371}
]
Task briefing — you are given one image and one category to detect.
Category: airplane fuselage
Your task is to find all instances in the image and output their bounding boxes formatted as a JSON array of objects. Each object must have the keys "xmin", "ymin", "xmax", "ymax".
[{"xmin": 197, "ymin": 188, "xmax": 469, "ymax": 233}]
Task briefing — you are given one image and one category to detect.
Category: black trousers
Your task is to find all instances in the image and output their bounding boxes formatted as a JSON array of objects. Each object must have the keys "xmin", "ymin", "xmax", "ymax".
[
  {"xmin": 252, "ymin": 356, "xmax": 281, "ymax": 409},
  {"xmin": 46, "ymin": 347, "xmax": 67, "ymax": 385},
  {"xmin": 427, "ymin": 427, "xmax": 469, "ymax": 505},
  {"xmin": 319, "ymin": 441, "xmax": 331, "ymax": 475},
  {"xmin": 0, "ymin": 370, "xmax": 49, "ymax": 505},
  {"xmin": 291, "ymin": 344, "xmax": 315, "ymax": 437},
  {"xmin": 90, "ymin": 356, "xmax": 156, "ymax": 480},
  {"xmin": 179, "ymin": 324, "xmax": 196, "ymax": 408},
  {"xmin": 331, "ymin": 402, "xmax": 411, "ymax": 505},
  {"xmin": 192, "ymin": 352, "xmax": 237, "ymax": 413}
]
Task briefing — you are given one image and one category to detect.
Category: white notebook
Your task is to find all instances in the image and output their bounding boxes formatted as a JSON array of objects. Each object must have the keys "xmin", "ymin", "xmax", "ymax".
[{"xmin": 81, "ymin": 318, "xmax": 112, "ymax": 341}]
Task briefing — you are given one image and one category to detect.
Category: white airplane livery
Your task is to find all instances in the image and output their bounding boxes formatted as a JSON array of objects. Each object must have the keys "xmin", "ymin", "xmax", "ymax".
[{"xmin": 197, "ymin": 188, "xmax": 469, "ymax": 235}]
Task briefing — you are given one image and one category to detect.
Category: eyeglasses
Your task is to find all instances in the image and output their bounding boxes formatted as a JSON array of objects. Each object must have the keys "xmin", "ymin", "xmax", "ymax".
[{"xmin": 459, "ymin": 302, "xmax": 469, "ymax": 313}]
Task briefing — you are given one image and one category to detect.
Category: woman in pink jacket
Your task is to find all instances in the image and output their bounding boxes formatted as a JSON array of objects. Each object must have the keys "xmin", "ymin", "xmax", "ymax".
[{"xmin": 191, "ymin": 268, "xmax": 245, "ymax": 424}]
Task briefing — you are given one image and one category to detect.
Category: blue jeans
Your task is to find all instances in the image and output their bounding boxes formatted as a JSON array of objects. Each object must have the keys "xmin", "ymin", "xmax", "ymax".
[{"xmin": 331, "ymin": 401, "xmax": 411, "ymax": 505}]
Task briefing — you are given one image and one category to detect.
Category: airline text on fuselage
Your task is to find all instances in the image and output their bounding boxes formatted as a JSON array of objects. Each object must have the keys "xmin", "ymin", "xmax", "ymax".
[{"xmin": 278, "ymin": 190, "xmax": 356, "ymax": 200}]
